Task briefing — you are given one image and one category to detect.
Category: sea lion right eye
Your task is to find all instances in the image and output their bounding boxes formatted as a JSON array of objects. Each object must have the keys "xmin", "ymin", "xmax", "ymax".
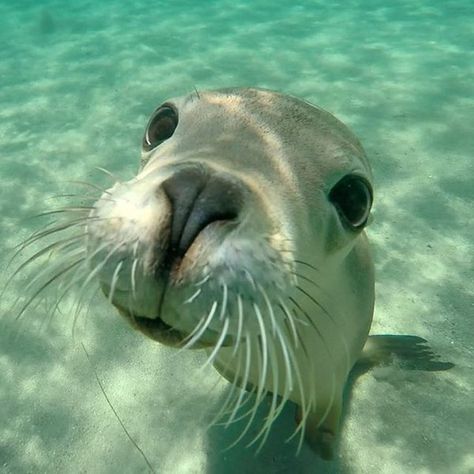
[
  {"xmin": 329, "ymin": 174, "xmax": 373, "ymax": 229},
  {"xmin": 143, "ymin": 104, "xmax": 178, "ymax": 151}
]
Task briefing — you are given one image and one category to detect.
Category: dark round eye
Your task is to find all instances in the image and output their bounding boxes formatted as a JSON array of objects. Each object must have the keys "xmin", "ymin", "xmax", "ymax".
[
  {"xmin": 143, "ymin": 104, "xmax": 178, "ymax": 151},
  {"xmin": 329, "ymin": 175, "xmax": 373, "ymax": 229}
]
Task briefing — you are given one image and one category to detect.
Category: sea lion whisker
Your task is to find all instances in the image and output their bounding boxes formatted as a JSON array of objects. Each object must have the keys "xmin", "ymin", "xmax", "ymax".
[
  {"xmin": 277, "ymin": 299, "xmax": 299, "ymax": 348},
  {"xmin": 45, "ymin": 192, "xmax": 97, "ymax": 202},
  {"xmin": 277, "ymin": 298, "xmax": 309, "ymax": 328},
  {"xmin": 225, "ymin": 331, "xmax": 253, "ymax": 426},
  {"xmin": 289, "ymin": 296, "xmax": 330, "ymax": 354},
  {"xmin": 14, "ymin": 256, "xmax": 85, "ymax": 321},
  {"xmin": 274, "ymin": 322, "xmax": 294, "ymax": 394},
  {"xmin": 266, "ymin": 323, "xmax": 304, "ymax": 441},
  {"xmin": 11, "ymin": 223, "xmax": 80, "ymax": 260},
  {"xmin": 291, "ymin": 271, "xmax": 322, "ymax": 290},
  {"xmin": 258, "ymin": 326, "xmax": 299, "ymax": 450},
  {"xmin": 232, "ymin": 334, "xmax": 271, "ymax": 424},
  {"xmin": 293, "ymin": 259, "xmax": 320, "ymax": 272},
  {"xmin": 46, "ymin": 194, "xmax": 115, "ymax": 209},
  {"xmin": 231, "ymin": 294, "xmax": 244, "ymax": 357},
  {"xmin": 45, "ymin": 262, "xmax": 93, "ymax": 338},
  {"xmin": 202, "ymin": 316, "xmax": 230, "ymax": 369},
  {"xmin": 254, "ymin": 317, "xmax": 298, "ymax": 450},
  {"xmin": 71, "ymin": 279, "xmax": 99, "ymax": 339},
  {"xmin": 295, "ymin": 286, "xmax": 351, "ymax": 375},
  {"xmin": 14, "ymin": 215, "xmax": 95, "ymax": 254},
  {"xmin": 289, "ymin": 311, "xmax": 311, "ymax": 359},
  {"xmin": 127, "ymin": 240, "xmax": 140, "ymax": 301},
  {"xmin": 295, "ymin": 286, "xmax": 335, "ymax": 324},
  {"xmin": 291, "ymin": 301, "xmax": 345, "ymax": 411},
  {"xmin": 218, "ymin": 283, "xmax": 228, "ymax": 321},
  {"xmin": 285, "ymin": 383, "xmax": 312, "ymax": 452},
  {"xmin": 224, "ymin": 337, "xmax": 270, "ymax": 450},
  {"xmin": 32, "ymin": 206, "xmax": 96, "ymax": 219},
  {"xmin": 208, "ymin": 346, "xmax": 246, "ymax": 429},
  {"xmin": 258, "ymin": 285, "xmax": 277, "ymax": 337},
  {"xmin": 71, "ymin": 241, "xmax": 124, "ymax": 328},
  {"xmin": 108, "ymin": 261, "xmax": 124, "ymax": 305},
  {"xmin": 178, "ymin": 301, "xmax": 218, "ymax": 351},
  {"xmin": 64, "ymin": 179, "xmax": 111, "ymax": 194},
  {"xmin": 18, "ymin": 246, "xmax": 85, "ymax": 298},
  {"xmin": 183, "ymin": 288, "xmax": 201, "ymax": 304},
  {"xmin": 2, "ymin": 234, "xmax": 84, "ymax": 297},
  {"xmin": 194, "ymin": 274, "xmax": 210, "ymax": 287},
  {"xmin": 94, "ymin": 166, "xmax": 120, "ymax": 182},
  {"xmin": 254, "ymin": 304, "xmax": 269, "ymax": 402},
  {"xmin": 201, "ymin": 317, "xmax": 230, "ymax": 369},
  {"xmin": 249, "ymin": 336, "xmax": 280, "ymax": 451},
  {"xmin": 243, "ymin": 268, "xmax": 257, "ymax": 292},
  {"xmin": 130, "ymin": 258, "xmax": 139, "ymax": 300},
  {"xmin": 222, "ymin": 384, "xmax": 258, "ymax": 428}
]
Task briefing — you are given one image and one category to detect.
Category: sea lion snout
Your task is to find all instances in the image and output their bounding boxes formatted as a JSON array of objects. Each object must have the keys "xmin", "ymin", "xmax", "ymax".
[{"xmin": 160, "ymin": 166, "xmax": 245, "ymax": 262}]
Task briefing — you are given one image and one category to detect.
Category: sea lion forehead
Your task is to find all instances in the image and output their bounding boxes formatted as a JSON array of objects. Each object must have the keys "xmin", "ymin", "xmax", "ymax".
[
  {"xmin": 176, "ymin": 88, "xmax": 313, "ymax": 123},
  {"xmin": 172, "ymin": 88, "xmax": 368, "ymax": 165}
]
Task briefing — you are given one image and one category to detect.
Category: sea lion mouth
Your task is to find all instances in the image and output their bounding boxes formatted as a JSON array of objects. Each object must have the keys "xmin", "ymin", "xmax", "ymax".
[{"xmin": 114, "ymin": 303, "xmax": 232, "ymax": 349}]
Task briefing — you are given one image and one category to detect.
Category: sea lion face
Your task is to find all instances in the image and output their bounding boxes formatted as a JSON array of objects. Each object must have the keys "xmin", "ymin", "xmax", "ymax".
[{"xmin": 86, "ymin": 88, "xmax": 373, "ymax": 351}]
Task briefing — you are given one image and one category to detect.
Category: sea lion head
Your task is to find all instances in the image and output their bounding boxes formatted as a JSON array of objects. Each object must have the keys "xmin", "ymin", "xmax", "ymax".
[{"xmin": 85, "ymin": 88, "xmax": 373, "ymax": 353}]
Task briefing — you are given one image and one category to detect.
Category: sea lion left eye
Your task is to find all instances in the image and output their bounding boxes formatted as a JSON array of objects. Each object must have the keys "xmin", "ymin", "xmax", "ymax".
[
  {"xmin": 329, "ymin": 175, "xmax": 373, "ymax": 229},
  {"xmin": 143, "ymin": 104, "xmax": 178, "ymax": 151}
]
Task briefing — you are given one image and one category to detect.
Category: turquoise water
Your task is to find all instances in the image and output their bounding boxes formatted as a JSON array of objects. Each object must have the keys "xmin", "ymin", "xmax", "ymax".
[{"xmin": 0, "ymin": 1, "xmax": 472, "ymax": 473}]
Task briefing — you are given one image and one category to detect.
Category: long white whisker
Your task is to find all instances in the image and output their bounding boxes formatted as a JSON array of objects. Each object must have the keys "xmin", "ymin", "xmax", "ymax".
[
  {"xmin": 71, "ymin": 241, "xmax": 123, "ymax": 327},
  {"xmin": 94, "ymin": 166, "xmax": 119, "ymax": 181},
  {"xmin": 202, "ymin": 317, "xmax": 230, "ymax": 369},
  {"xmin": 224, "ymin": 335, "xmax": 266, "ymax": 449},
  {"xmin": 184, "ymin": 288, "xmax": 201, "ymax": 304},
  {"xmin": 254, "ymin": 303, "xmax": 268, "ymax": 400},
  {"xmin": 278, "ymin": 298, "xmax": 299, "ymax": 348},
  {"xmin": 2, "ymin": 234, "xmax": 84, "ymax": 299},
  {"xmin": 219, "ymin": 283, "xmax": 228, "ymax": 320},
  {"xmin": 108, "ymin": 261, "xmax": 124, "ymax": 304},
  {"xmin": 232, "ymin": 294, "xmax": 244, "ymax": 357},
  {"xmin": 258, "ymin": 285, "xmax": 277, "ymax": 336},
  {"xmin": 226, "ymin": 331, "xmax": 252, "ymax": 426},
  {"xmin": 178, "ymin": 301, "xmax": 218, "ymax": 351},
  {"xmin": 130, "ymin": 258, "xmax": 139, "ymax": 300},
  {"xmin": 248, "ymin": 335, "xmax": 278, "ymax": 450},
  {"xmin": 15, "ymin": 255, "xmax": 86, "ymax": 321}
]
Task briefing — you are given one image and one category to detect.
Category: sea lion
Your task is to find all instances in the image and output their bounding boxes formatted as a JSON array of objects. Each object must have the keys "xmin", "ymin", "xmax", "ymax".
[
  {"xmin": 84, "ymin": 88, "xmax": 375, "ymax": 458},
  {"xmin": 13, "ymin": 88, "xmax": 451, "ymax": 459}
]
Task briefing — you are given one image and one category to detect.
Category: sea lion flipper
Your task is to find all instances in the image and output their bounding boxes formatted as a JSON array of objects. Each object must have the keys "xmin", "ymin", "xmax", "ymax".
[{"xmin": 356, "ymin": 335, "xmax": 454, "ymax": 372}]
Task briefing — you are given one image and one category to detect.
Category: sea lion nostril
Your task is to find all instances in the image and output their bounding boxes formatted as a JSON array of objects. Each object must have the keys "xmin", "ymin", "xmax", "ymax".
[{"xmin": 162, "ymin": 168, "xmax": 244, "ymax": 259}]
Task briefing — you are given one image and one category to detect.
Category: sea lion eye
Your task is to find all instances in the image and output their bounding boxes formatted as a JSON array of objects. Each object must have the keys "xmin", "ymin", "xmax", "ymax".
[
  {"xmin": 143, "ymin": 104, "xmax": 178, "ymax": 151},
  {"xmin": 329, "ymin": 175, "xmax": 373, "ymax": 229}
]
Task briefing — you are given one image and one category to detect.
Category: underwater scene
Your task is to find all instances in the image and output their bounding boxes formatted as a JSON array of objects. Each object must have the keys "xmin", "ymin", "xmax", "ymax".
[{"xmin": 0, "ymin": 0, "xmax": 472, "ymax": 473}]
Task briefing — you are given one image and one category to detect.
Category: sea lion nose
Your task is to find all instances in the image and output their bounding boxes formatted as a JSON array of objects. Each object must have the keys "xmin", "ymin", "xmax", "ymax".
[{"xmin": 161, "ymin": 167, "xmax": 244, "ymax": 259}]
